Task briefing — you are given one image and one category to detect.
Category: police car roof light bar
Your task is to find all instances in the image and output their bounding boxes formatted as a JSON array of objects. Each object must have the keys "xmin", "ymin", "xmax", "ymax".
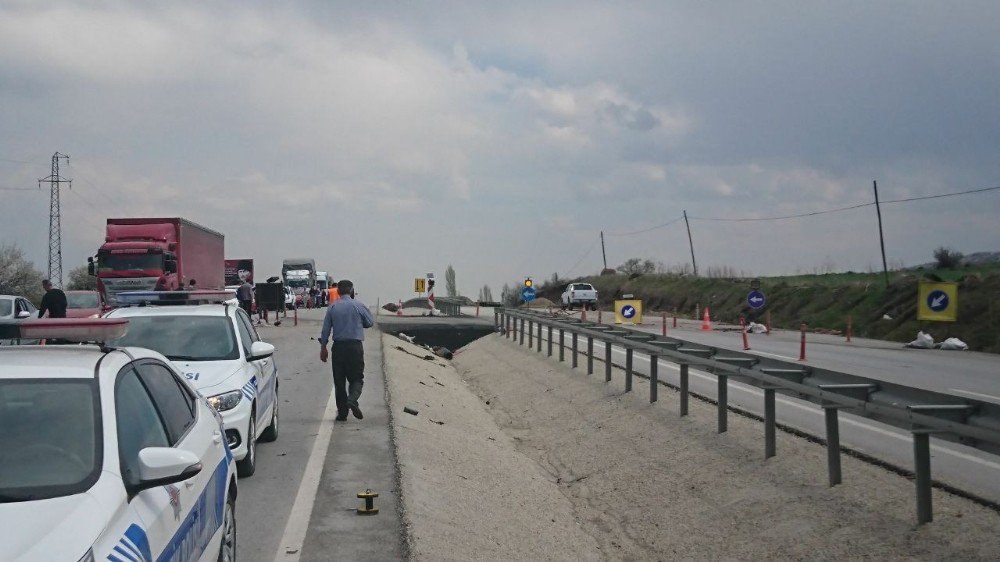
[
  {"xmin": 5, "ymin": 318, "xmax": 130, "ymax": 343},
  {"xmin": 116, "ymin": 289, "xmax": 236, "ymax": 306}
]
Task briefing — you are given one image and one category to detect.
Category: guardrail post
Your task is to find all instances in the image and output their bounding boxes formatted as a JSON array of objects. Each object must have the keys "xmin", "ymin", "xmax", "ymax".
[
  {"xmin": 604, "ymin": 341, "xmax": 612, "ymax": 382},
  {"xmin": 572, "ymin": 332, "xmax": 579, "ymax": 368},
  {"xmin": 649, "ymin": 355, "xmax": 658, "ymax": 402},
  {"xmin": 519, "ymin": 318, "xmax": 525, "ymax": 345},
  {"xmin": 824, "ymin": 407, "xmax": 842, "ymax": 486},
  {"xmin": 547, "ymin": 326, "xmax": 553, "ymax": 356},
  {"xmin": 559, "ymin": 329, "xmax": 565, "ymax": 362},
  {"xmin": 528, "ymin": 320, "xmax": 534, "ymax": 348},
  {"xmin": 505, "ymin": 313, "xmax": 510, "ymax": 338},
  {"xmin": 537, "ymin": 323, "xmax": 542, "ymax": 352},
  {"xmin": 587, "ymin": 336, "xmax": 594, "ymax": 375},
  {"xmin": 625, "ymin": 348, "xmax": 633, "ymax": 392},
  {"xmin": 717, "ymin": 375, "xmax": 728, "ymax": 433},
  {"xmin": 913, "ymin": 431, "xmax": 933, "ymax": 524},
  {"xmin": 764, "ymin": 388, "xmax": 776, "ymax": 458},
  {"xmin": 494, "ymin": 309, "xmax": 499, "ymax": 330},
  {"xmin": 679, "ymin": 364, "xmax": 689, "ymax": 416}
]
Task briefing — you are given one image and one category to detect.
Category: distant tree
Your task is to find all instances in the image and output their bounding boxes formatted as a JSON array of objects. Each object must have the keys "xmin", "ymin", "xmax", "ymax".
[
  {"xmin": 445, "ymin": 264, "xmax": 457, "ymax": 297},
  {"xmin": 933, "ymin": 247, "xmax": 964, "ymax": 269},
  {"xmin": 501, "ymin": 283, "xmax": 520, "ymax": 307},
  {"xmin": 617, "ymin": 257, "xmax": 656, "ymax": 275},
  {"xmin": 67, "ymin": 265, "xmax": 97, "ymax": 291},
  {"xmin": 549, "ymin": 272, "xmax": 560, "ymax": 286},
  {"xmin": 0, "ymin": 244, "xmax": 44, "ymax": 302},
  {"xmin": 478, "ymin": 284, "xmax": 494, "ymax": 302}
]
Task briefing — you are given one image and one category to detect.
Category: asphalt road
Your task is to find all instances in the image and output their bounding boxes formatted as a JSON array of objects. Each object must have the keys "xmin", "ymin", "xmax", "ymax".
[
  {"xmin": 528, "ymin": 322, "xmax": 1000, "ymax": 505},
  {"xmin": 230, "ymin": 308, "xmax": 403, "ymax": 562}
]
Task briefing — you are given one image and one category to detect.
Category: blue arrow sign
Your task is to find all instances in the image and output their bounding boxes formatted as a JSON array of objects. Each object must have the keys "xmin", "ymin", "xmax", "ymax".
[
  {"xmin": 747, "ymin": 290, "xmax": 766, "ymax": 310},
  {"xmin": 521, "ymin": 286, "xmax": 537, "ymax": 302},
  {"xmin": 621, "ymin": 304, "xmax": 636, "ymax": 319},
  {"xmin": 926, "ymin": 290, "xmax": 949, "ymax": 312}
]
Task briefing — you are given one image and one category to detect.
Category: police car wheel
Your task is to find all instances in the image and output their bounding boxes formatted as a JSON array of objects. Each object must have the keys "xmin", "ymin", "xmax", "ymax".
[
  {"xmin": 236, "ymin": 410, "xmax": 257, "ymax": 477},
  {"xmin": 260, "ymin": 392, "xmax": 278, "ymax": 442},
  {"xmin": 218, "ymin": 495, "xmax": 236, "ymax": 562}
]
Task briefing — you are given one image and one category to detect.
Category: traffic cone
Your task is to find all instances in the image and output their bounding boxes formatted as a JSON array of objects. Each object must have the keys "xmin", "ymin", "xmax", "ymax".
[
  {"xmin": 701, "ymin": 307, "xmax": 712, "ymax": 331},
  {"xmin": 581, "ymin": 308, "xmax": 587, "ymax": 322},
  {"xmin": 397, "ymin": 300, "xmax": 403, "ymax": 317}
]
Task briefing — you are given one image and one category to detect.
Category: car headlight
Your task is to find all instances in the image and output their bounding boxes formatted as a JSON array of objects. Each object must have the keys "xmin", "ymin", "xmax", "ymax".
[
  {"xmin": 78, "ymin": 548, "xmax": 95, "ymax": 562},
  {"xmin": 207, "ymin": 390, "xmax": 243, "ymax": 412}
]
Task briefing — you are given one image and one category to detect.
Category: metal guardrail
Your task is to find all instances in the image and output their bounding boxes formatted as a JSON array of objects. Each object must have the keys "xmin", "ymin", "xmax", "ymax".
[{"xmin": 495, "ymin": 307, "xmax": 1000, "ymax": 524}]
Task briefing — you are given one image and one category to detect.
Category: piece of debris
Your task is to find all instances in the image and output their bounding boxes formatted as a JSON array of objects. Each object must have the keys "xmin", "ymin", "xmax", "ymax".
[
  {"xmin": 419, "ymin": 381, "xmax": 428, "ymax": 386},
  {"xmin": 905, "ymin": 331, "xmax": 934, "ymax": 349},
  {"xmin": 403, "ymin": 406, "xmax": 419, "ymax": 415},
  {"xmin": 398, "ymin": 332, "xmax": 416, "ymax": 343},
  {"xmin": 432, "ymin": 346, "xmax": 454, "ymax": 360},
  {"xmin": 937, "ymin": 337, "xmax": 969, "ymax": 351},
  {"xmin": 429, "ymin": 419, "xmax": 445, "ymax": 425}
]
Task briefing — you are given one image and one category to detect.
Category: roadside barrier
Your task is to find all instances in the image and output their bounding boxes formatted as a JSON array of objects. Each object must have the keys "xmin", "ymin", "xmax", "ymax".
[
  {"xmin": 497, "ymin": 307, "xmax": 1000, "ymax": 525},
  {"xmin": 662, "ymin": 312, "xmax": 667, "ymax": 337},
  {"xmin": 799, "ymin": 323, "xmax": 807, "ymax": 361}
]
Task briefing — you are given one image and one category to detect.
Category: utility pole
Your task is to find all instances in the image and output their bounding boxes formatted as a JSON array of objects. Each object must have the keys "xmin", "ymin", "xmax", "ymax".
[
  {"xmin": 600, "ymin": 231, "xmax": 608, "ymax": 271},
  {"xmin": 38, "ymin": 153, "xmax": 71, "ymax": 287},
  {"xmin": 873, "ymin": 180, "xmax": 890, "ymax": 288},
  {"xmin": 683, "ymin": 210, "xmax": 698, "ymax": 277}
]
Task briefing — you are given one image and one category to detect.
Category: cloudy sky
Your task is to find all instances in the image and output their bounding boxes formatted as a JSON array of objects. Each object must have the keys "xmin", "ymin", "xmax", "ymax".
[{"xmin": 2, "ymin": 1, "xmax": 998, "ymax": 302}]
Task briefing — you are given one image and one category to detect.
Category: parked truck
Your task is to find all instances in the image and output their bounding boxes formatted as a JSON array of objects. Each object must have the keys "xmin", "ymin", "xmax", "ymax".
[
  {"xmin": 282, "ymin": 258, "xmax": 316, "ymax": 307},
  {"xmin": 89, "ymin": 218, "xmax": 225, "ymax": 306},
  {"xmin": 315, "ymin": 271, "xmax": 330, "ymax": 306}
]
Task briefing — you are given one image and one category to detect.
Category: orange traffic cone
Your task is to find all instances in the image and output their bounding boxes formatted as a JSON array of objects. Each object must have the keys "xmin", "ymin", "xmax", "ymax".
[
  {"xmin": 396, "ymin": 300, "xmax": 403, "ymax": 317},
  {"xmin": 701, "ymin": 307, "xmax": 712, "ymax": 331},
  {"xmin": 581, "ymin": 308, "xmax": 587, "ymax": 322}
]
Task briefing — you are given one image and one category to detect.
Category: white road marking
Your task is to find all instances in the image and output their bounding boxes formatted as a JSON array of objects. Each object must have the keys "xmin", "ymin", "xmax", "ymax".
[
  {"xmin": 949, "ymin": 388, "xmax": 1000, "ymax": 404},
  {"xmin": 274, "ymin": 386, "xmax": 340, "ymax": 561}
]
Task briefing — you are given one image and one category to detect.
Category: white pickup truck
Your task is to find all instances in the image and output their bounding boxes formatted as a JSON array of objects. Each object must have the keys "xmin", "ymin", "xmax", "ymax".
[{"xmin": 561, "ymin": 283, "xmax": 598, "ymax": 311}]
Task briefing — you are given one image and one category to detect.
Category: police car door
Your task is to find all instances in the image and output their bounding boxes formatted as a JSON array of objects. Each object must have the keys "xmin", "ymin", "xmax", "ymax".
[
  {"xmin": 235, "ymin": 309, "xmax": 275, "ymax": 430},
  {"xmin": 118, "ymin": 360, "xmax": 227, "ymax": 561}
]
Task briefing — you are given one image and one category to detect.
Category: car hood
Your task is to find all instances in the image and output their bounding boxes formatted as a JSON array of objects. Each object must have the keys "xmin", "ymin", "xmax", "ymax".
[
  {"xmin": 172, "ymin": 359, "xmax": 244, "ymax": 394},
  {"xmin": 0, "ymin": 491, "xmax": 110, "ymax": 561}
]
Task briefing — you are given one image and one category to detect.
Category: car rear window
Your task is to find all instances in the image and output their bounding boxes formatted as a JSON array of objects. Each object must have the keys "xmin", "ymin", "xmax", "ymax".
[
  {"xmin": 573, "ymin": 284, "xmax": 594, "ymax": 291},
  {"xmin": 0, "ymin": 300, "xmax": 11, "ymax": 317}
]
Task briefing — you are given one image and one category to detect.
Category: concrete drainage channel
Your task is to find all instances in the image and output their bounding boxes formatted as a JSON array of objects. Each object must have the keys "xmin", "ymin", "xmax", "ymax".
[{"xmin": 376, "ymin": 316, "xmax": 496, "ymax": 352}]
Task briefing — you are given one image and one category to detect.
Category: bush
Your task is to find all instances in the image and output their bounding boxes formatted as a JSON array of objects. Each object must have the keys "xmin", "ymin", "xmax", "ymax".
[{"xmin": 933, "ymin": 247, "xmax": 964, "ymax": 269}]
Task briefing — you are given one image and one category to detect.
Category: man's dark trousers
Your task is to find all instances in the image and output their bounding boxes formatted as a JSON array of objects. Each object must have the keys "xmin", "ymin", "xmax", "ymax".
[{"xmin": 331, "ymin": 340, "xmax": 365, "ymax": 416}]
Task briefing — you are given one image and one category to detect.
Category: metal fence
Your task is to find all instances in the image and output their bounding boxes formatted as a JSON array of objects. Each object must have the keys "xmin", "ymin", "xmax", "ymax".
[{"xmin": 495, "ymin": 307, "xmax": 1000, "ymax": 525}]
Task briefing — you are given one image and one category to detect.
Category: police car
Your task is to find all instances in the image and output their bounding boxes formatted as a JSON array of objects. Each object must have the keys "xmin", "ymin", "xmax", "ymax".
[
  {"xmin": 106, "ymin": 291, "xmax": 279, "ymax": 478},
  {"xmin": 0, "ymin": 318, "xmax": 237, "ymax": 562}
]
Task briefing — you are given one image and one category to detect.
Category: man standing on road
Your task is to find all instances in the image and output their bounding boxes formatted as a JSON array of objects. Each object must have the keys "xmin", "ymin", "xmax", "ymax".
[
  {"xmin": 318, "ymin": 279, "xmax": 374, "ymax": 421},
  {"xmin": 237, "ymin": 279, "xmax": 254, "ymax": 315},
  {"xmin": 38, "ymin": 279, "xmax": 68, "ymax": 318}
]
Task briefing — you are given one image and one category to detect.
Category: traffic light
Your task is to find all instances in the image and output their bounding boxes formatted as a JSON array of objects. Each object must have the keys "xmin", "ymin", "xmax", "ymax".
[{"xmin": 524, "ymin": 277, "xmax": 533, "ymax": 288}]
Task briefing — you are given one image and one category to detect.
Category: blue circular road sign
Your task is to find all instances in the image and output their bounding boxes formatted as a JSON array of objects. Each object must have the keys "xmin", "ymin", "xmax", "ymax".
[
  {"xmin": 521, "ymin": 286, "xmax": 537, "ymax": 302},
  {"xmin": 926, "ymin": 290, "xmax": 949, "ymax": 312},
  {"xmin": 621, "ymin": 304, "xmax": 637, "ymax": 319},
  {"xmin": 747, "ymin": 290, "xmax": 766, "ymax": 310}
]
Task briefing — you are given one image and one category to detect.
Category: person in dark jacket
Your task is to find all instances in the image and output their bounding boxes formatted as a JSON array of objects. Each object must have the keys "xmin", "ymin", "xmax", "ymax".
[
  {"xmin": 237, "ymin": 280, "xmax": 253, "ymax": 315},
  {"xmin": 38, "ymin": 279, "xmax": 68, "ymax": 318}
]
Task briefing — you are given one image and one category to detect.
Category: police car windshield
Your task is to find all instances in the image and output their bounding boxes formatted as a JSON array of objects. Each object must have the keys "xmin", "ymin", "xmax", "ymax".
[
  {"xmin": 109, "ymin": 315, "xmax": 239, "ymax": 361},
  {"xmin": 0, "ymin": 379, "xmax": 101, "ymax": 502}
]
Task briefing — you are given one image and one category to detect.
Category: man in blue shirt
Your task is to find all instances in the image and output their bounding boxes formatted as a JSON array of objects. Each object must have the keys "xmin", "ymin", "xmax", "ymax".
[{"xmin": 319, "ymin": 279, "xmax": 375, "ymax": 421}]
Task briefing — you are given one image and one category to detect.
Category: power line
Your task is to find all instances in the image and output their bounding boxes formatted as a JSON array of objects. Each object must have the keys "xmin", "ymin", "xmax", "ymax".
[
  {"xmin": 605, "ymin": 216, "xmax": 684, "ymax": 236},
  {"xmin": 690, "ymin": 201, "xmax": 872, "ymax": 222},
  {"xmin": 564, "ymin": 235, "xmax": 600, "ymax": 277},
  {"xmin": 881, "ymin": 185, "xmax": 1000, "ymax": 205},
  {"xmin": 0, "ymin": 186, "xmax": 37, "ymax": 191}
]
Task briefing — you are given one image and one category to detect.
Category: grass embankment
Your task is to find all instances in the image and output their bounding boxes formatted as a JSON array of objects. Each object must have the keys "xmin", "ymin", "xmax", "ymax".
[{"xmin": 537, "ymin": 265, "xmax": 1000, "ymax": 353}]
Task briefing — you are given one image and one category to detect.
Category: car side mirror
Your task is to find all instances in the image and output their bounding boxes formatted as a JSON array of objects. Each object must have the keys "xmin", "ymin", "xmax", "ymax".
[
  {"xmin": 248, "ymin": 341, "xmax": 275, "ymax": 361},
  {"xmin": 134, "ymin": 447, "xmax": 202, "ymax": 492},
  {"xmin": 16, "ymin": 311, "xmax": 31, "ymax": 319}
]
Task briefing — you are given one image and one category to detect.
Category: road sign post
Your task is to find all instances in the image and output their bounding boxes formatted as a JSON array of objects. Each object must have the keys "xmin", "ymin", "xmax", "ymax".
[
  {"xmin": 521, "ymin": 286, "xmax": 537, "ymax": 303},
  {"xmin": 917, "ymin": 282, "xmax": 958, "ymax": 322},
  {"xmin": 747, "ymin": 290, "xmax": 766, "ymax": 310}
]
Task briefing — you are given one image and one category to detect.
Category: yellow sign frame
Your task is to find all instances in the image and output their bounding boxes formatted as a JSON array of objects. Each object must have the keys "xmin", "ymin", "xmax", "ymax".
[
  {"xmin": 917, "ymin": 281, "xmax": 958, "ymax": 322},
  {"xmin": 614, "ymin": 299, "xmax": 643, "ymax": 325}
]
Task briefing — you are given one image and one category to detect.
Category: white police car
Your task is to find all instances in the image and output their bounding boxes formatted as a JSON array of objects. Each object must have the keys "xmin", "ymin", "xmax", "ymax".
[
  {"xmin": 0, "ymin": 318, "xmax": 237, "ymax": 562},
  {"xmin": 105, "ymin": 291, "xmax": 279, "ymax": 478}
]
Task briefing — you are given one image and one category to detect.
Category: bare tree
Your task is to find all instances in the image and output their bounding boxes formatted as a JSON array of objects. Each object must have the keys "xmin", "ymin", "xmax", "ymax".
[
  {"xmin": 617, "ymin": 257, "xmax": 656, "ymax": 275},
  {"xmin": 67, "ymin": 265, "xmax": 97, "ymax": 291},
  {"xmin": 478, "ymin": 284, "xmax": 494, "ymax": 302},
  {"xmin": 0, "ymin": 244, "xmax": 44, "ymax": 301},
  {"xmin": 445, "ymin": 264, "xmax": 458, "ymax": 297},
  {"xmin": 933, "ymin": 247, "xmax": 964, "ymax": 269}
]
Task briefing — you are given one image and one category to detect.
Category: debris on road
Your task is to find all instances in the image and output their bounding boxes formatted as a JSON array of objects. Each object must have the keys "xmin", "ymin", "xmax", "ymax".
[
  {"xmin": 937, "ymin": 337, "xmax": 969, "ymax": 351},
  {"xmin": 905, "ymin": 331, "xmax": 934, "ymax": 349},
  {"xmin": 403, "ymin": 406, "xmax": 419, "ymax": 416}
]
